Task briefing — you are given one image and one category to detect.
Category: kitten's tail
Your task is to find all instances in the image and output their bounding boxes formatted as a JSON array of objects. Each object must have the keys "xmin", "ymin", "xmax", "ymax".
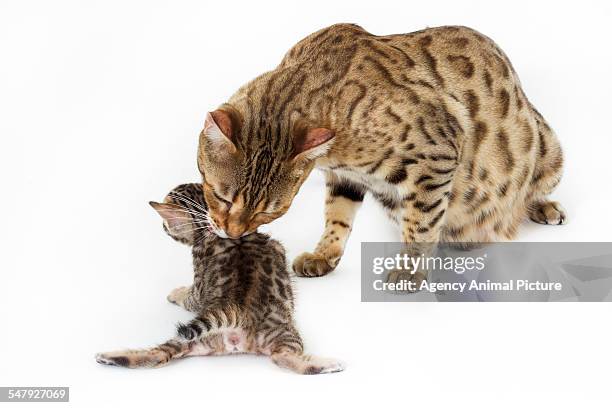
[
  {"xmin": 175, "ymin": 305, "xmax": 246, "ymax": 341},
  {"xmin": 95, "ymin": 337, "xmax": 190, "ymax": 369},
  {"xmin": 95, "ymin": 306, "xmax": 246, "ymax": 368}
]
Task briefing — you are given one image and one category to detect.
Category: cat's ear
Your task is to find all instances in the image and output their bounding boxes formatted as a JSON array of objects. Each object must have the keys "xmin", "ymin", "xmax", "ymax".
[
  {"xmin": 292, "ymin": 127, "xmax": 335, "ymax": 161},
  {"xmin": 202, "ymin": 108, "xmax": 241, "ymax": 154},
  {"xmin": 149, "ymin": 201, "xmax": 191, "ymax": 231}
]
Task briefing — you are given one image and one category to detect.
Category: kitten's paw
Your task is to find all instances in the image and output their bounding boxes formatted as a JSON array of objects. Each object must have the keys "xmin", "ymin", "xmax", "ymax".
[
  {"xmin": 167, "ymin": 286, "xmax": 190, "ymax": 305},
  {"xmin": 303, "ymin": 358, "xmax": 346, "ymax": 375},
  {"xmin": 95, "ymin": 352, "xmax": 130, "ymax": 367},
  {"xmin": 96, "ymin": 349, "xmax": 169, "ymax": 369},
  {"xmin": 271, "ymin": 352, "xmax": 345, "ymax": 375},
  {"xmin": 529, "ymin": 200, "xmax": 567, "ymax": 225},
  {"xmin": 292, "ymin": 252, "xmax": 335, "ymax": 277},
  {"xmin": 386, "ymin": 269, "xmax": 427, "ymax": 293}
]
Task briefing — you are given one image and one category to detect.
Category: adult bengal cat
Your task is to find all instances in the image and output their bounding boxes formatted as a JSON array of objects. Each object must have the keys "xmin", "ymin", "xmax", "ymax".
[{"xmin": 197, "ymin": 24, "xmax": 564, "ymax": 284}]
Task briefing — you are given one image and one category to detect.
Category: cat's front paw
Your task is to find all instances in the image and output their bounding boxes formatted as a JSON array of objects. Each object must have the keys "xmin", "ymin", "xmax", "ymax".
[
  {"xmin": 292, "ymin": 252, "xmax": 335, "ymax": 277},
  {"xmin": 386, "ymin": 269, "xmax": 427, "ymax": 293},
  {"xmin": 167, "ymin": 286, "xmax": 190, "ymax": 305}
]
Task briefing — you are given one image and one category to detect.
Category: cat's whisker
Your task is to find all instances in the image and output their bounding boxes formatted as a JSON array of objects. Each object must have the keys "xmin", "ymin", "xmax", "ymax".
[
  {"xmin": 201, "ymin": 214, "xmax": 225, "ymax": 238},
  {"xmin": 169, "ymin": 192, "xmax": 207, "ymax": 209},
  {"xmin": 165, "ymin": 205, "xmax": 209, "ymax": 219},
  {"xmin": 168, "ymin": 192, "xmax": 209, "ymax": 214},
  {"xmin": 164, "ymin": 191, "xmax": 208, "ymax": 211},
  {"xmin": 167, "ymin": 224, "xmax": 211, "ymax": 235},
  {"xmin": 167, "ymin": 217, "xmax": 210, "ymax": 227},
  {"xmin": 167, "ymin": 222, "xmax": 198, "ymax": 231},
  {"xmin": 204, "ymin": 214, "xmax": 222, "ymax": 233},
  {"xmin": 193, "ymin": 232, "xmax": 209, "ymax": 246},
  {"xmin": 164, "ymin": 207, "xmax": 210, "ymax": 223}
]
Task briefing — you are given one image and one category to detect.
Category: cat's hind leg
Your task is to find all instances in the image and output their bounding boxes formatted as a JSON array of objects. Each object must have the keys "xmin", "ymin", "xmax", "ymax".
[
  {"xmin": 293, "ymin": 171, "xmax": 365, "ymax": 277},
  {"xmin": 271, "ymin": 351, "xmax": 345, "ymax": 375},
  {"xmin": 262, "ymin": 323, "xmax": 344, "ymax": 375},
  {"xmin": 95, "ymin": 337, "xmax": 191, "ymax": 368},
  {"xmin": 96, "ymin": 305, "xmax": 250, "ymax": 368},
  {"xmin": 95, "ymin": 334, "xmax": 227, "ymax": 368},
  {"xmin": 527, "ymin": 108, "xmax": 566, "ymax": 225},
  {"xmin": 528, "ymin": 200, "xmax": 567, "ymax": 225},
  {"xmin": 167, "ymin": 285, "xmax": 200, "ymax": 312}
]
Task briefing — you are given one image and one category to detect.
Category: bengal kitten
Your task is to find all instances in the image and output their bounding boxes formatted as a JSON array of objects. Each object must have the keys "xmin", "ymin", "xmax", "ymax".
[
  {"xmin": 195, "ymin": 24, "xmax": 565, "ymax": 285},
  {"xmin": 95, "ymin": 183, "xmax": 344, "ymax": 375}
]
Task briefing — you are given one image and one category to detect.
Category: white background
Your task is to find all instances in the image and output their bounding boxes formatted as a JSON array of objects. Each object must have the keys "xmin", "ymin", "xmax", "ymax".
[{"xmin": 1, "ymin": 0, "xmax": 611, "ymax": 406}]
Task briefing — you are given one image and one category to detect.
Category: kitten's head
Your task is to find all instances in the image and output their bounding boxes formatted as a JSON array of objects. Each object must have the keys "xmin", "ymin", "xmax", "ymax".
[
  {"xmin": 198, "ymin": 105, "xmax": 334, "ymax": 239},
  {"xmin": 149, "ymin": 183, "xmax": 210, "ymax": 246}
]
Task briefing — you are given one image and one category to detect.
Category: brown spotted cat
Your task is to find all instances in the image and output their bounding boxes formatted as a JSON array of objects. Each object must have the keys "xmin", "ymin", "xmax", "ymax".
[
  {"xmin": 197, "ymin": 24, "xmax": 565, "ymax": 284},
  {"xmin": 95, "ymin": 183, "xmax": 344, "ymax": 375}
]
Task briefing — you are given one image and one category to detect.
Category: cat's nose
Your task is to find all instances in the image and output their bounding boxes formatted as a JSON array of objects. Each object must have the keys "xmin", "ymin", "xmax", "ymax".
[{"xmin": 226, "ymin": 224, "xmax": 246, "ymax": 239}]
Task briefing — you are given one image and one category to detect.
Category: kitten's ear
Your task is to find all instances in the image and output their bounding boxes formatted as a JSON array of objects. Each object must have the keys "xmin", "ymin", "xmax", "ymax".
[
  {"xmin": 149, "ymin": 201, "xmax": 191, "ymax": 231},
  {"xmin": 292, "ymin": 127, "xmax": 335, "ymax": 161},
  {"xmin": 202, "ymin": 108, "xmax": 241, "ymax": 154}
]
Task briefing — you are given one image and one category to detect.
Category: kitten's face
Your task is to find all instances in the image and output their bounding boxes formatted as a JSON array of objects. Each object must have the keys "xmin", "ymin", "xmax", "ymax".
[
  {"xmin": 150, "ymin": 183, "xmax": 210, "ymax": 245},
  {"xmin": 198, "ymin": 107, "xmax": 334, "ymax": 239}
]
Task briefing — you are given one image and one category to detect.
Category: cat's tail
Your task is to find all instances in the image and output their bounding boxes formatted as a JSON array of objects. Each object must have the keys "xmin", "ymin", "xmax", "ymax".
[
  {"xmin": 95, "ymin": 337, "xmax": 191, "ymax": 369},
  {"xmin": 174, "ymin": 305, "xmax": 247, "ymax": 341}
]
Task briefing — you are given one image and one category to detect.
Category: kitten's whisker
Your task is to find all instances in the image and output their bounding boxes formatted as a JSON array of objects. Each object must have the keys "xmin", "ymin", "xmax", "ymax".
[
  {"xmin": 163, "ymin": 216, "xmax": 209, "ymax": 226},
  {"xmin": 167, "ymin": 223, "xmax": 210, "ymax": 233},
  {"xmin": 169, "ymin": 222, "xmax": 213, "ymax": 245},
  {"xmin": 165, "ymin": 205, "xmax": 209, "ymax": 218},
  {"xmin": 193, "ymin": 231, "xmax": 209, "ymax": 246},
  {"xmin": 203, "ymin": 214, "xmax": 228, "ymax": 239},
  {"xmin": 170, "ymin": 193, "xmax": 207, "ymax": 210},
  {"xmin": 176, "ymin": 207, "xmax": 210, "ymax": 220},
  {"xmin": 168, "ymin": 192, "xmax": 209, "ymax": 214},
  {"xmin": 163, "ymin": 207, "xmax": 209, "ymax": 222},
  {"xmin": 165, "ymin": 191, "xmax": 209, "ymax": 213},
  {"xmin": 167, "ymin": 222, "xmax": 198, "ymax": 231}
]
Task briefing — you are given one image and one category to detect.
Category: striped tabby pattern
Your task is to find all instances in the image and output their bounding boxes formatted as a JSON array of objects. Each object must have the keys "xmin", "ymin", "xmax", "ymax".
[
  {"xmin": 197, "ymin": 24, "xmax": 565, "ymax": 283},
  {"xmin": 95, "ymin": 183, "xmax": 343, "ymax": 375}
]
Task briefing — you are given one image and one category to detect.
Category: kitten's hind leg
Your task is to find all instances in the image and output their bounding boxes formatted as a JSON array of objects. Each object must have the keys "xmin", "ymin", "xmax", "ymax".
[
  {"xmin": 167, "ymin": 285, "xmax": 200, "ymax": 312},
  {"xmin": 167, "ymin": 286, "xmax": 189, "ymax": 305},
  {"xmin": 271, "ymin": 350, "xmax": 345, "ymax": 375},
  {"xmin": 95, "ymin": 337, "xmax": 190, "ymax": 368},
  {"xmin": 97, "ymin": 306, "xmax": 249, "ymax": 368},
  {"xmin": 264, "ymin": 324, "xmax": 344, "ymax": 375}
]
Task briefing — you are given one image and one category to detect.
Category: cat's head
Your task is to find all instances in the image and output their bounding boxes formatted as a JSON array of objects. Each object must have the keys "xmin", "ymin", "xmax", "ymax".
[
  {"xmin": 198, "ymin": 105, "xmax": 334, "ymax": 239},
  {"xmin": 149, "ymin": 183, "xmax": 210, "ymax": 246}
]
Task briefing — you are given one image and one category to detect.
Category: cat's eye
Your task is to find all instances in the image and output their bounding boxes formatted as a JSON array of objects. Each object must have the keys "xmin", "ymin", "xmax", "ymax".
[
  {"xmin": 255, "ymin": 207, "xmax": 287, "ymax": 219},
  {"xmin": 255, "ymin": 211, "xmax": 277, "ymax": 219},
  {"xmin": 212, "ymin": 191, "xmax": 232, "ymax": 208}
]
